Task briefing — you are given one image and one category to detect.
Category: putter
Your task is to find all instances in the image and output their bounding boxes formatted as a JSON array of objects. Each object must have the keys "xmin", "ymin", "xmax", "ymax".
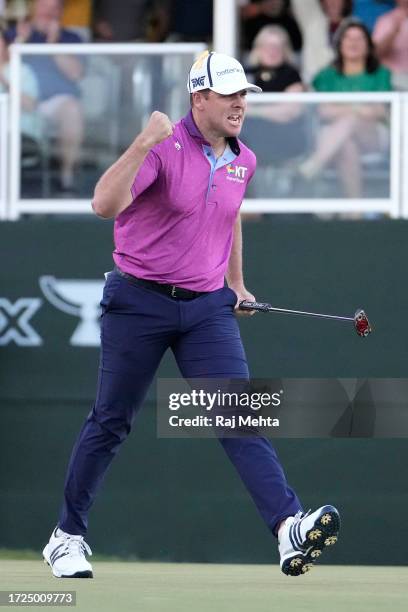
[{"xmin": 239, "ymin": 301, "xmax": 372, "ymax": 337}]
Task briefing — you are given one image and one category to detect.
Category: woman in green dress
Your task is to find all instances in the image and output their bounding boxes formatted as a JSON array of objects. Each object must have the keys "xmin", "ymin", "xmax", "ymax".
[{"xmin": 298, "ymin": 18, "xmax": 392, "ymax": 199}]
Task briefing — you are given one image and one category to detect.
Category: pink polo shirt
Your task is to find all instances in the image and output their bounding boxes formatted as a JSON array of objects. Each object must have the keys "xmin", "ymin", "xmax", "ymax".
[{"xmin": 113, "ymin": 111, "xmax": 256, "ymax": 291}]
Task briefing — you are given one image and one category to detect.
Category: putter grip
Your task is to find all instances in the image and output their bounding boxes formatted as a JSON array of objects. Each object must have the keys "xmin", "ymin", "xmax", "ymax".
[{"xmin": 239, "ymin": 300, "xmax": 271, "ymax": 312}]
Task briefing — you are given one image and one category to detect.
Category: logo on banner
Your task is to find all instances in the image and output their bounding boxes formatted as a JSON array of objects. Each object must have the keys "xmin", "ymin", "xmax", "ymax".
[
  {"xmin": 0, "ymin": 298, "xmax": 43, "ymax": 346},
  {"xmin": 0, "ymin": 277, "xmax": 105, "ymax": 347},
  {"xmin": 39, "ymin": 276, "xmax": 105, "ymax": 346}
]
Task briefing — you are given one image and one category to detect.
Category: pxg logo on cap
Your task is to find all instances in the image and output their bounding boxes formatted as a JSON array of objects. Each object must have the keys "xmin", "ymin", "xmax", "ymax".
[
  {"xmin": 187, "ymin": 50, "xmax": 262, "ymax": 95},
  {"xmin": 191, "ymin": 75, "xmax": 206, "ymax": 89}
]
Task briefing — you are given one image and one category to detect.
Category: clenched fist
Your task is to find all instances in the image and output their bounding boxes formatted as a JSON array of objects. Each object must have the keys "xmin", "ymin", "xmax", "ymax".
[{"xmin": 137, "ymin": 111, "xmax": 174, "ymax": 152}]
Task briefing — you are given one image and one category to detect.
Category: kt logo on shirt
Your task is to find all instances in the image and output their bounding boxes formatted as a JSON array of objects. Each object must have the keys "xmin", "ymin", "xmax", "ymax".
[{"xmin": 226, "ymin": 164, "xmax": 248, "ymax": 183}]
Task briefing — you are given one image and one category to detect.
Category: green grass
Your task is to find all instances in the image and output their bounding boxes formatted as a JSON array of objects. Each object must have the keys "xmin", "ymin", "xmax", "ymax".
[
  {"xmin": 0, "ymin": 560, "xmax": 407, "ymax": 612},
  {"xmin": 0, "ymin": 549, "xmax": 131, "ymax": 562}
]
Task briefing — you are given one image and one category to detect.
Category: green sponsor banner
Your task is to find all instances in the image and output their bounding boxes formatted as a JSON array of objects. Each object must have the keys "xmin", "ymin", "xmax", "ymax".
[
  {"xmin": 0, "ymin": 218, "xmax": 407, "ymax": 400},
  {"xmin": 1, "ymin": 218, "xmax": 408, "ymax": 565}
]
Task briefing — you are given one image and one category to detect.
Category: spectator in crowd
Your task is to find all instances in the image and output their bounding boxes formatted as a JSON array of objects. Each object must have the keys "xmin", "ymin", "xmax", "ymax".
[
  {"xmin": 61, "ymin": 0, "xmax": 93, "ymax": 42},
  {"xmin": 352, "ymin": 0, "xmax": 395, "ymax": 32},
  {"xmin": 93, "ymin": 0, "xmax": 163, "ymax": 42},
  {"xmin": 6, "ymin": 0, "xmax": 85, "ymax": 193},
  {"xmin": 163, "ymin": 0, "xmax": 212, "ymax": 43},
  {"xmin": 248, "ymin": 24, "xmax": 303, "ymax": 92},
  {"xmin": 0, "ymin": 27, "xmax": 41, "ymax": 147},
  {"xmin": 298, "ymin": 19, "xmax": 392, "ymax": 199},
  {"xmin": 240, "ymin": 0, "xmax": 302, "ymax": 55},
  {"xmin": 242, "ymin": 25, "xmax": 307, "ymax": 200},
  {"xmin": 292, "ymin": 0, "xmax": 352, "ymax": 81},
  {"xmin": 373, "ymin": 0, "xmax": 408, "ymax": 90}
]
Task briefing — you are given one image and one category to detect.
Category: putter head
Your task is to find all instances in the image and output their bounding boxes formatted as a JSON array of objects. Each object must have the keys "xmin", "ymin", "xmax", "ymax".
[{"xmin": 354, "ymin": 309, "xmax": 372, "ymax": 337}]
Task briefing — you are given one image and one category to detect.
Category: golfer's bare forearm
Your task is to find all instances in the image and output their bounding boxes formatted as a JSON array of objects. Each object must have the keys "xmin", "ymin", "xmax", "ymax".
[
  {"xmin": 226, "ymin": 215, "xmax": 245, "ymax": 289},
  {"xmin": 92, "ymin": 137, "xmax": 150, "ymax": 219},
  {"xmin": 92, "ymin": 112, "xmax": 174, "ymax": 219}
]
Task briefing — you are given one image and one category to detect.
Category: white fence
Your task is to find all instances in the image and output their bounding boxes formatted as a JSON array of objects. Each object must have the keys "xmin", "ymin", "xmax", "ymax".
[
  {"xmin": 0, "ymin": 43, "xmax": 407, "ymax": 219},
  {"xmin": 0, "ymin": 94, "xmax": 7, "ymax": 220},
  {"xmin": 402, "ymin": 94, "xmax": 408, "ymax": 219},
  {"xmin": 242, "ymin": 92, "xmax": 401, "ymax": 217},
  {"xmin": 8, "ymin": 43, "xmax": 205, "ymax": 220}
]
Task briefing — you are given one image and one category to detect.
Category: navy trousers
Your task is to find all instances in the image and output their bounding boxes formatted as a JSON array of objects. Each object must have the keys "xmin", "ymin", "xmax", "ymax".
[{"xmin": 59, "ymin": 270, "xmax": 302, "ymax": 536}]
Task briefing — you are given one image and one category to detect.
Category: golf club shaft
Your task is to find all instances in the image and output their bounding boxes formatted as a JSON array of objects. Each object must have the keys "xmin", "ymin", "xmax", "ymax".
[{"xmin": 239, "ymin": 301, "xmax": 354, "ymax": 322}]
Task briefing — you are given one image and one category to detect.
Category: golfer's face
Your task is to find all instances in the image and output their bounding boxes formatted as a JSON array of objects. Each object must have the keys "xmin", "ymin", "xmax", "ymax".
[{"xmin": 204, "ymin": 90, "xmax": 248, "ymax": 137}]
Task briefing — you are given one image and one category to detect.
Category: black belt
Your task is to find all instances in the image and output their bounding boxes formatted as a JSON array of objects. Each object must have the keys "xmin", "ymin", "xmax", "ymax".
[{"xmin": 115, "ymin": 267, "xmax": 207, "ymax": 300}]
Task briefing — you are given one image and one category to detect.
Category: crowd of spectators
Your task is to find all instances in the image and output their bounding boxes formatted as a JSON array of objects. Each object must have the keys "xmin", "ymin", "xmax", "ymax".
[
  {"xmin": 5, "ymin": 0, "xmax": 84, "ymax": 192},
  {"xmin": 1, "ymin": 0, "xmax": 406, "ymax": 90},
  {"xmin": 0, "ymin": 0, "xmax": 406, "ymax": 199},
  {"xmin": 300, "ymin": 18, "xmax": 392, "ymax": 198}
]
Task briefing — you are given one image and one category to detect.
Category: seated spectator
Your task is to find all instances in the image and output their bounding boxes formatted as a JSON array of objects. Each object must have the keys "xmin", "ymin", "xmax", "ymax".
[
  {"xmin": 93, "ymin": 0, "xmax": 162, "ymax": 42},
  {"xmin": 353, "ymin": 0, "xmax": 395, "ymax": 32},
  {"xmin": 292, "ymin": 0, "xmax": 351, "ymax": 81},
  {"xmin": 373, "ymin": 0, "xmax": 408, "ymax": 90},
  {"xmin": 240, "ymin": 0, "xmax": 302, "ymax": 55},
  {"xmin": 61, "ymin": 0, "xmax": 93, "ymax": 42},
  {"xmin": 298, "ymin": 19, "xmax": 392, "ymax": 198},
  {"xmin": 242, "ymin": 25, "xmax": 308, "ymax": 197},
  {"xmin": 0, "ymin": 27, "xmax": 41, "ymax": 149},
  {"xmin": 248, "ymin": 24, "xmax": 303, "ymax": 91},
  {"xmin": 6, "ymin": 0, "xmax": 85, "ymax": 193}
]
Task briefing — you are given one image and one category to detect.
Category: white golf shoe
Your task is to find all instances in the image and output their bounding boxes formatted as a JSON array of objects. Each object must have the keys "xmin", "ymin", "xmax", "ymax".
[
  {"xmin": 43, "ymin": 527, "xmax": 93, "ymax": 578},
  {"xmin": 278, "ymin": 505, "xmax": 340, "ymax": 576}
]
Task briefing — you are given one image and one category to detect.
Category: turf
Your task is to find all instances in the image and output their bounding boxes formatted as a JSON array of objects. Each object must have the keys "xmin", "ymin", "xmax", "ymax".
[{"xmin": 0, "ymin": 561, "xmax": 407, "ymax": 612}]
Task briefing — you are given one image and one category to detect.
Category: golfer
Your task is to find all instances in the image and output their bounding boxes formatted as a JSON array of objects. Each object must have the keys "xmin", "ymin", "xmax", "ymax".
[{"xmin": 43, "ymin": 51, "xmax": 340, "ymax": 578}]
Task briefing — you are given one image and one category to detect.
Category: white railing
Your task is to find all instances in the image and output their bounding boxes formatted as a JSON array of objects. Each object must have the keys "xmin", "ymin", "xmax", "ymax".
[
  {"xmin": 242, "ymin": 92, "xmax": 401, "ymax": 217},
  {"xmin": 8, "ymin": 43, "xmax": 205, "ymax": 220},
  {"xmin": 2, "ymin": 42, "xmax": 408, "ymax": 219},
  {"xmin": 402, "ymin": 94, "xmax": 408, "ymax": 219},
  {"xmin": 0, "ymin": 94, "xmax": 7, "ymax": 220}
]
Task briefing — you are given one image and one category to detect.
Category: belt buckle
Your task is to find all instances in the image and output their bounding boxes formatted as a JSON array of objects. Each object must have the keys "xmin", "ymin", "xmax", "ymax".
[{"xmin": 171, "ymin": 285, "xmax": 177, "ymax": 298}]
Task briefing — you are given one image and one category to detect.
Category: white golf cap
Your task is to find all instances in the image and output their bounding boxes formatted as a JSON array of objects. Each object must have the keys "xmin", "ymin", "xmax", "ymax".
[{"xmin": 187, "ymin": 50, "xmax": 262, "ymax": 95}]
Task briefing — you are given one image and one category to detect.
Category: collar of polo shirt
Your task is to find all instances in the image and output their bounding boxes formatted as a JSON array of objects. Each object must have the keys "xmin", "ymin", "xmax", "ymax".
[{"xmin": 182, "ymin": 110, "xmax": 241, "ymax": 156}]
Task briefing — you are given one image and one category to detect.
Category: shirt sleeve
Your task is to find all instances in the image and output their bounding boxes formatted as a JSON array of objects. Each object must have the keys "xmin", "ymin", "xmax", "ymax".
[
  {"xmin": 130, "ymin": 149, "xmax": 162, "ymax": 201},
  {"xmin": 312, "ymin": 68, "xmax": 331, "ymax": 91},
  {"xmin": 60, "ymin": 30, "xmax": 84, "ymax": 43},
  {"xmin": 380, "ymin": 67, "xmax": 393, "ymax": 91},
  {"xmin": 286, "ymin": 65, "xmax": 302, "ymax": 87},
  {"xmin": 312, "ymin": 70, "xmax": 323, "ymax": 91},
  {"xmin": 4, "ymin": 26, "xmax": 17, "ymax": 43}
]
